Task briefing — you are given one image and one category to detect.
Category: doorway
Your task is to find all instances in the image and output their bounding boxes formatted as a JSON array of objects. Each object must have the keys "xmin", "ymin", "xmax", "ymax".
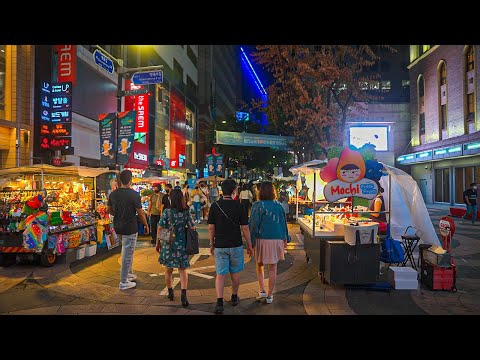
[{"xmin": 420, "ymin": 179, "xmax": 427, "ymax": 203}]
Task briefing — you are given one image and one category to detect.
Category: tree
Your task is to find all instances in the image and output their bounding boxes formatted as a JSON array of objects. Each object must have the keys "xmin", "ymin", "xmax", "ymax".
[{"xmin": 252, "ymin": 45, "xmax": 394, "ymax": 162}]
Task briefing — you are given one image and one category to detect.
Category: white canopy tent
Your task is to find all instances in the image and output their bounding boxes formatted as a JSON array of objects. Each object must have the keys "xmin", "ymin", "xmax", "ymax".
[
  {"xmin": 379, "ymin": 163, "xmax": 441, "ymax": 247},
  {"xmin": 0, "ymin": 164, "xmax": 115, "ymax": 178}
]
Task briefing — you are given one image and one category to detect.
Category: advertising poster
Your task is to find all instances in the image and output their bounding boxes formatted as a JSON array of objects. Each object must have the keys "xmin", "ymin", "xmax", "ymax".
[
  {"xmin": 116, "ymin": 111, "xmax": 136, "ymax": 165},
  {"xmin": 98, "ymin": 113, "xmax": 117, "ymax": 166},
  {"xmin": 215, "ymin": 154, "xmax": 224, "ymax": 176},
  {"xmin": 206, "ymin": 154, "xmax": 215, "ymax": 176}
]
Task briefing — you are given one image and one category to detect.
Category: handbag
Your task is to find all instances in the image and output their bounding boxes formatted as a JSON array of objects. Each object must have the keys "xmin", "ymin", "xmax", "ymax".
[
  {"xmin": 379, "ymin": 223, "xmax": 404, "ymax": 264},
  {"xmin": 158, "ymin": 209, "xmax": 176, "ymax": 243},
  {"xmin": 185, "ymin": 225, "xmax": 199, "ymax": 255}
]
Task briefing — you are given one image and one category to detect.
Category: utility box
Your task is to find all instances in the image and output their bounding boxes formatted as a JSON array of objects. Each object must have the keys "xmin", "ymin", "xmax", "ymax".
[{"xmin": 324, "ymin": 241, "xmax": 380, "ymax": 285}]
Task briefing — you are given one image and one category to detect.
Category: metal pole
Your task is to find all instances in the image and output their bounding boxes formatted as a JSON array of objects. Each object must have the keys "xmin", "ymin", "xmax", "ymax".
[
  {"xmin": 313, "ymin": 171, "xmax": 316, "ymax": 237},
  {"xmin": 388, "ymin": 169, "xmax": 392, "ymax": 232},
  {"xmin": 296, "ymin": 185, "xmax": 299, "ymax": 222}
]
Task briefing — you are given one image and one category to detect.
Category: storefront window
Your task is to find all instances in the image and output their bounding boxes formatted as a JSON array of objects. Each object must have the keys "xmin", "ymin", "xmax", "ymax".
[
  {"xmin": 435, "ymin": 168, "xmax": 450, "ymax": 203},
  {"xmin": 0, "ymin": 44, "xmax": 5, "ymax": 119},
  {"xmin": 454, "ymin": 166, "xmax": 477, "ymax": 203}
]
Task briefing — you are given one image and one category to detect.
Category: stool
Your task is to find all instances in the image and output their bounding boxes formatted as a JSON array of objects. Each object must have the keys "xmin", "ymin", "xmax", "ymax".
[{"xmin": 401, "ymin": 226, "xmax": 421, "ymax": 270}]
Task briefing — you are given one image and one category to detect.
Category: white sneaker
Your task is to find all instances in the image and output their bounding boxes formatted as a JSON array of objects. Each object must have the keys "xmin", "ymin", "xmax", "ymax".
[
  {"xmin": 119, "ymin": 280, "xmax": 136, "ymax": 290},
  {"xmin": 257, "ymin": 290, "xmax": 267, "ymax": 300},
  {"xmin": 266, "ymin": 295, "xmax": 274, "ymax": 304},
  {"xmin": 127, "ymin": 273, "xmax": 137, "ymax": 281}
]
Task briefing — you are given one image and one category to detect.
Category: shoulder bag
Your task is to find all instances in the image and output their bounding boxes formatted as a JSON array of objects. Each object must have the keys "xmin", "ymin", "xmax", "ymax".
[
  {"xmin": 215, "ymin": 201, "xmax": 240, "ymax": 227},
  {"xmin": 185, "ymin": 210, "xmax": 199, "ymax": 255},
  {"xmin": 158, "ymin": 209, "xmax": 176, "ymax": 243}
]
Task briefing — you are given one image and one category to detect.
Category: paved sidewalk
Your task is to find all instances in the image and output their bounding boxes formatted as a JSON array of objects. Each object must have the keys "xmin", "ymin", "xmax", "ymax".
[{"xmin": 0, "ymin": 208, "xmax": 479, "ymax": 315}]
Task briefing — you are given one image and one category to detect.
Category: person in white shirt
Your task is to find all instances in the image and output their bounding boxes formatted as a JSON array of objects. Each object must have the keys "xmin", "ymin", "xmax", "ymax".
[{"xmin": 239, "ymin": 184, "xmax": 254, "ymax": 218}]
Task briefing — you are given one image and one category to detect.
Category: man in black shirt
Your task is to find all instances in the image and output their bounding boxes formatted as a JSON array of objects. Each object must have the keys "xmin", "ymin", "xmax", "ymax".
[
  {"xmin": 463, "ymin": 182, "xmax": 478, "ymax": 225},
  {"xmin": 160, "ymin": 183, "xmax": 173, "ymax": 215},
  {"xmin": 208, "ymin": 179, "xmax": 253, "ymax": 314},
  {"xmin": 107, "ymin": 170, "xmax": 149, "ymax": 290}
]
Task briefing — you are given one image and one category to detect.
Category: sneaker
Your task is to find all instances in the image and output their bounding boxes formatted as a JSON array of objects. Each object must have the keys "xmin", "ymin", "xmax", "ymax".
[
  {"xmin": 127, "ymin": 273, "xmax": 137, "ymax": 281},
  {"xmin": 214, "ymin": 302, "xmax": 224, "ymax": 314},
  {"xmin": 119, "ymin": 280, "xmax": 136, "ymax": 290},
  {"xmin": 231, "ymin": 294, "xmax": 239, "ymax": 306},
  {"xmin": 266, "ymin": 295, "xmax": 274, "ymax": 304},
  {"xmin": 257, "ymin": 290, "xmax": 267, "ymax": 300}
]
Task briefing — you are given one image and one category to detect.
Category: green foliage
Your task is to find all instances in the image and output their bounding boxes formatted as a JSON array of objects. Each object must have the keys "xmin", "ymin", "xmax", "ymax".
[
  {"xmin": 327, "ymin": 146, "xmax": 343, "ymax": 160},
  {"xmin": 141, "ymin": 189, "xmax": 154, "ymax": 197},
  {"xmin": 359, "ymin": 143, "xmax": 377, "ymax": 161}
]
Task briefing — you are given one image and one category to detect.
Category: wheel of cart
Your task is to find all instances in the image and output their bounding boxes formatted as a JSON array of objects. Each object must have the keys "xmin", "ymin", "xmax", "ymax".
[{"xmin": 37, "ymin": 248, "xmax": 57, "ymax": 267}]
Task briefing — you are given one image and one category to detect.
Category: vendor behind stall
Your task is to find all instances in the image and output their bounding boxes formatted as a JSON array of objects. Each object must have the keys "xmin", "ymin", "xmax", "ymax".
[{"xmin": 369, "ymin": 184, "xmax": 386, "ymax": 223}]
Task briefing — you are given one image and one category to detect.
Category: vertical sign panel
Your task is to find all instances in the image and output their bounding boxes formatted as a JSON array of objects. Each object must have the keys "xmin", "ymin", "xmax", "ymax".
[
  {"xmin": 117, "ymin": 111, "xmax": 136, "ymax": 165},
  {"xmin": 98, "ymin": 113, "xmax": 117, "ymax": 166},
  {"xmin": 56, "ymin": 45, "xmax": 77, "ymax": 85}
]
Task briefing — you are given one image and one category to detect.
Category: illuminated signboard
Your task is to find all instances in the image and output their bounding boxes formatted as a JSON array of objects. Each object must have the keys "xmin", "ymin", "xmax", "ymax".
[
  {"xmin": 50, "ymin": 110, "xmax": 72, "ymax": 122},
  {"xmin": 50, "ymin": 123, "xmax": 72, "ymax": 137},
  {"xmin": 135, "ymin": 95, "xmax": 148, "ymax": 132},
  {"xmin": 40, "ymin": 136, "xmax": 72, "ymax": 150},
  {"xmin": 170, "ymin": 159, "xmax": 178, "ymax": 168},
  {"xmin": 51, "ymin": 82, "xmax": 72, "ymax": 95},
  {"xmin": 349, "ymin": 126, "xmax": 389, "ymax": 151},
  {"xmin": 236, "ymin": 111, "xmax": 250, "ymax": 122},
  {"xmin": 40, "ymin": 124, "xmax": 50, "ymax": 135},
  {"xmin": 56, "ymin": 46, "xmax": 76, "ymax": 85},
  {"xmin": 49, "ymin": 95, "xmax": 71, "ymax": 110}
]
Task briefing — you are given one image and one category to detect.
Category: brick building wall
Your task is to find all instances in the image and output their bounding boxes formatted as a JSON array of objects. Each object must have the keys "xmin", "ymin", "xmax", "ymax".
[{"xmin": 409, "ymin": 45, "xmax": 480, "ymax": 148}]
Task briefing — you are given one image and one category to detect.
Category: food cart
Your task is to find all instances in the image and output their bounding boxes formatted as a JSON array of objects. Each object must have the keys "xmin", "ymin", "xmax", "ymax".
[
  {"xmin": 290, "ymin": 148, "xmax": 389, "ymax": 284},
  {"xmin": 0, "ymin": 165, "xmax": 117, "ymax": 267}
]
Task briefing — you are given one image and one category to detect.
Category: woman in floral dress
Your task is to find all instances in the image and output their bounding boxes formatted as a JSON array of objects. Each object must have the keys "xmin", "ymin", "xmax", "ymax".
[{"xmin": 156, "ymin": 189, "xmax": 196, "ymax": 307}]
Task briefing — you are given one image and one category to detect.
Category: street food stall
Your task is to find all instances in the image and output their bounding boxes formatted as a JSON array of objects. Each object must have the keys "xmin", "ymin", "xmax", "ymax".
[
  {"xmin": 290, "ymin": 148, "xmax": 387, "ymax": 284},
  {"xmin": 0, "ymin": 165, "xmax": 117, "ymax": 266}
]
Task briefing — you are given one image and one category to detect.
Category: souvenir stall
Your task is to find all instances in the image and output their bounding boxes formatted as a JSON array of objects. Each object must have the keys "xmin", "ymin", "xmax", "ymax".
[
  {"xmin": 0, "ymin": 165, "xmax": 117, "ymax": 266},
  {"xmin": 290, "ymin": 147, "xmax": 388, "ymax": 284}
]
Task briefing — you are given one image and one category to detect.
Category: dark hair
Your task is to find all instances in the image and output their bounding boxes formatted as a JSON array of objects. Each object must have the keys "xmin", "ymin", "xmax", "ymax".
[
  {"xmin": 165, "ymin": 183, "xmax": 173, "ymax": 189},
  {"xmin": 340, "ymin": 164, "xmax": 360, "ymax": 170},
  {"xmin": 169, "ymin": 189, "xmax": 188, "ymax": 212},
  {"xmin": 119, "ymin": 170, "xmax": 132, "ymax": 185},
  {"xmin": 221, "ymin": 179, "xmax": 237, "ymax": 196},
  {"xmin": 153, "ymin": 183, "xmax": 161, "ymax": 190},
  {"xmin": 259, "ymin": 182, "xmax": 276, "ymax": 200},
  {"xmin": 242, "ymin": 184, "xmax": 248, "ymax": 191},
  {"xmin": 471, "ymin": 183, "xmax": 477, "ymax": 187}
]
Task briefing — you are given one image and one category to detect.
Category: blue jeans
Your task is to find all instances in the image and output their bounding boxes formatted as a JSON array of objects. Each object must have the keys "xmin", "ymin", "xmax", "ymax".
[
  {"xmin": 118, "ymin": 233, "xmax": 137, "ymax": 283},
  {"xmin": 214, "ymin": 245, "xmax": 245, "ymax": 275},
  {"xmin": 193, "ymin": 202, "xmax": 201, "ymax": 221},
  {"xmin": 464, "ymin": 204, "xmax": 478, "ymax": 223}
]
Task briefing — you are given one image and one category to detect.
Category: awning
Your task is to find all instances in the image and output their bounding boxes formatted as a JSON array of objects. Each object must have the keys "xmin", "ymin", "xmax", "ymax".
[
  {"xmin": 289, "ymin": 159, "xmax": 327, "ymax": 175},
  {"xmin": 0, "ymin": 164, "xmax": 116, "ymax": 178}
]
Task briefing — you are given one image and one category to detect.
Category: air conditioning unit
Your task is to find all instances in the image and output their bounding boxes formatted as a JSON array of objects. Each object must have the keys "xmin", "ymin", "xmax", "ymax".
[{"xmin": 441, "ymin": 84, "xmax": 447, "ymax": 105}]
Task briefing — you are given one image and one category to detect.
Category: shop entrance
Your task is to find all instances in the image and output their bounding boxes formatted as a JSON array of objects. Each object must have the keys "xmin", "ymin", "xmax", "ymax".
[{"xmin": 420, "ymin": 179, "xmax": 427, "ymax": 203}]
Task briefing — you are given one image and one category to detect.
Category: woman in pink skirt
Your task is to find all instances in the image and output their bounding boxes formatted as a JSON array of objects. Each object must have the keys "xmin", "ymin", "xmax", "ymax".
[{"xmin": 249, "ymin": 182, "xmax": 289, "ymax": 304}]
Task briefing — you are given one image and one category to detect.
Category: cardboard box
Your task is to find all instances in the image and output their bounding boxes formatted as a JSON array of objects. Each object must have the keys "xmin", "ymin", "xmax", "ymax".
[
  {"xmin": 76, "ymin": 245, "xmax": 86, "ymax": 260},
  {"xmin": 391, "ymin": 278, "xmax": 418, "ymax": 290},
  {"xmin": 388, "ymin": 266, "xmax": 418, "ymax": 282}
]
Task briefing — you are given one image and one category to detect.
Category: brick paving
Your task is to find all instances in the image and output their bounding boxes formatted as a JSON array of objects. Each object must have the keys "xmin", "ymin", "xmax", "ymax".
[{"xmin": 1, "ymin": 208, "xmax": 479, "ymax": 315}]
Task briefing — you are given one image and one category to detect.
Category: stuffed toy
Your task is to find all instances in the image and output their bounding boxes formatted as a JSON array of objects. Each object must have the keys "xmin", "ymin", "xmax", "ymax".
[
  {"xmin": 61, "ymin": 211, "xmax": 73, "ymax": 224},
  {"xmin": 50, "ymin": 211, "xmax": 63, "ymax": 226}
]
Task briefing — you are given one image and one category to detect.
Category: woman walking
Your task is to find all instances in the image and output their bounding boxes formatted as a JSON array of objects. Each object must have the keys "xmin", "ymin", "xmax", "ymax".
[
  {"xmin": 156, "ymin": 189, "xmax": 196, "ymax": 307},
  {"xmin": 239, "ymin": 184, "xmax": 253, "ymax": 218},
  {"xmin": 249, "ymin": 182, "xmax": 289, "ymax": 304},
  {"xmin": 190, "ymin": 185, "xmax": 204, "ymax": 223}
]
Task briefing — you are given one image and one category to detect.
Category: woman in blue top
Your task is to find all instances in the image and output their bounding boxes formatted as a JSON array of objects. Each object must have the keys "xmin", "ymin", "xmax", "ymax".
[{"xmin": 249, "ymin": 182, "xmax": 288, "ymax": 304}]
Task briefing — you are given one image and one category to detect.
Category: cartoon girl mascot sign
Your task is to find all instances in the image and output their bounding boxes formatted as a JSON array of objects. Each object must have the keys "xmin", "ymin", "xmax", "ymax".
[{"xmin": 322, "ymin": 146, "xmax": 379, "ymax": 202}]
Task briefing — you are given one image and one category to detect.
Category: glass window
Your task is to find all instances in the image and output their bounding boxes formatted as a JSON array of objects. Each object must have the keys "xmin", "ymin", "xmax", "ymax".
[
  {"xmin": 443, "ymin": 168, "xmax": 450, "ymax": 203},
  {"xmin": 0, "ymin": 44, "xmax": 5, "ymax": 118},
  {"xmin": 455, "ymin": 168, "xmax": 464, "ymax": 204},
  {"xmin": 467, "ymin": 93, "xmax": 475, "ymax": 121},
  {"xmin": 422, "ymin": 45, "xmax": 431, "ymax": 53},
  {"xmin": 467, "ymin": 46, "xmax": 474, "ymax": 71},
  {"xmin": 465, "ymin": 167, "xmax": 474, "ymax": 189},
  {"xmin": 440, "ymin": 62, "xmax": 447, "ymax": 85},
  {"xmin": 420, "ymin": 113, "xmax": 425, "ymax": 135},
  {"xmin": 441, "ymin": 105, "xmax": 447, "ymax": 130},
  {"xmin": 380, "ymin": 80, "xmax": 391, "ymax": 90},
  {"xmin": 476, "ymin": 166, "xmax": 480, "ymax": 183},
  {"xmin": 187, "ymin": 46, "xmax": 197, "ymax": 67},
  {"xmin": 418, "ymin": 76, "xmax": 425, "ymax": 97},
  {"xmin": 435, "ymin": 169, "xmax": 443, "ymax": 202}
]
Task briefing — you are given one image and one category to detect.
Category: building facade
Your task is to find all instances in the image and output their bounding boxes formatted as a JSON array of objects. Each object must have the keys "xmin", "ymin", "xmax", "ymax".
[
  {"xmin": 0, "ymin": 45, "xmax": 35, "ymax": 169},
  {"xmin": 346, "ymin": 45, "xmax": 411, "ymax": 166},
  {"xmin": 197, "ymin": 45, "xmax": 241, "ymax": 174},
  {"xmin": 397, "ymin": 45, "xmax": 480, "ymax": 205}
]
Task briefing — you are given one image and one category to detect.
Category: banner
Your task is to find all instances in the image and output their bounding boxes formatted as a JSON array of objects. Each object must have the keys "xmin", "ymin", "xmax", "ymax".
[
  {"xmin": 206, "ymin": 154, "xmax": 215, "ymax": 176},
  {"xmin": 205, "ymin": 153, "xmax": 223, "ymax": 176},
  {"xmin": 216, "ymin": 131, "xmax": 293, "ymax": 150},
  {"xmin": 98, "ymin": 113, "xmax": 117, "ymax": 166},
  {"xmin": 117, "ymin": 111, "xmax": 136, "ymax": 165}
]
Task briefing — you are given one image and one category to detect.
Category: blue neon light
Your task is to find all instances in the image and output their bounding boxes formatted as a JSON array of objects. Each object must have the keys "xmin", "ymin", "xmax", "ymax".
[
  {"xmin": 240, "ymin": 47, "xmax": 267, "ymax": 96},
  {"xmin": 240, "ymin": 55, "xmax": 265, "ymax": 97}
]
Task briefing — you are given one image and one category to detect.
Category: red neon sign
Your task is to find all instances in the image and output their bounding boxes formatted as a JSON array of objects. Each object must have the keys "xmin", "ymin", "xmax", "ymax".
[
  {"xmin": 135, "ymin": 94, "xmax": 148, "ymax": 132},
  {"xmin": 56, "ymin": 45, "xmax": 77, "ymax": 85},
  {"xmin": 170, "ymin": 160, "xmax": 178, "ymax": 168}
]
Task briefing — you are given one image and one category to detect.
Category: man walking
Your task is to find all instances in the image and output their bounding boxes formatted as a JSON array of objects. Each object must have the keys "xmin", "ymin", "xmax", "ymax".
[
  {"xmin": 147, "ymin": 183, "xmax": 162, "ymax": 244},
  {"xmin": 210, "ymin": 181, "xmax": 220, "ymax": 204},
  {"xmin": 107, "ymin": 170, "xmax": 149, "ymax": 290},
  {"xmin": 161, "ymin": 183, "xmax": 173, "ymax": 214},
  {"xmin": 463, "ymin": 182, "xmax": 478, "ymax": 225},
  {"xmin": 208, "ymin": 179, "xmax": 253, "ymax": 314}
]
